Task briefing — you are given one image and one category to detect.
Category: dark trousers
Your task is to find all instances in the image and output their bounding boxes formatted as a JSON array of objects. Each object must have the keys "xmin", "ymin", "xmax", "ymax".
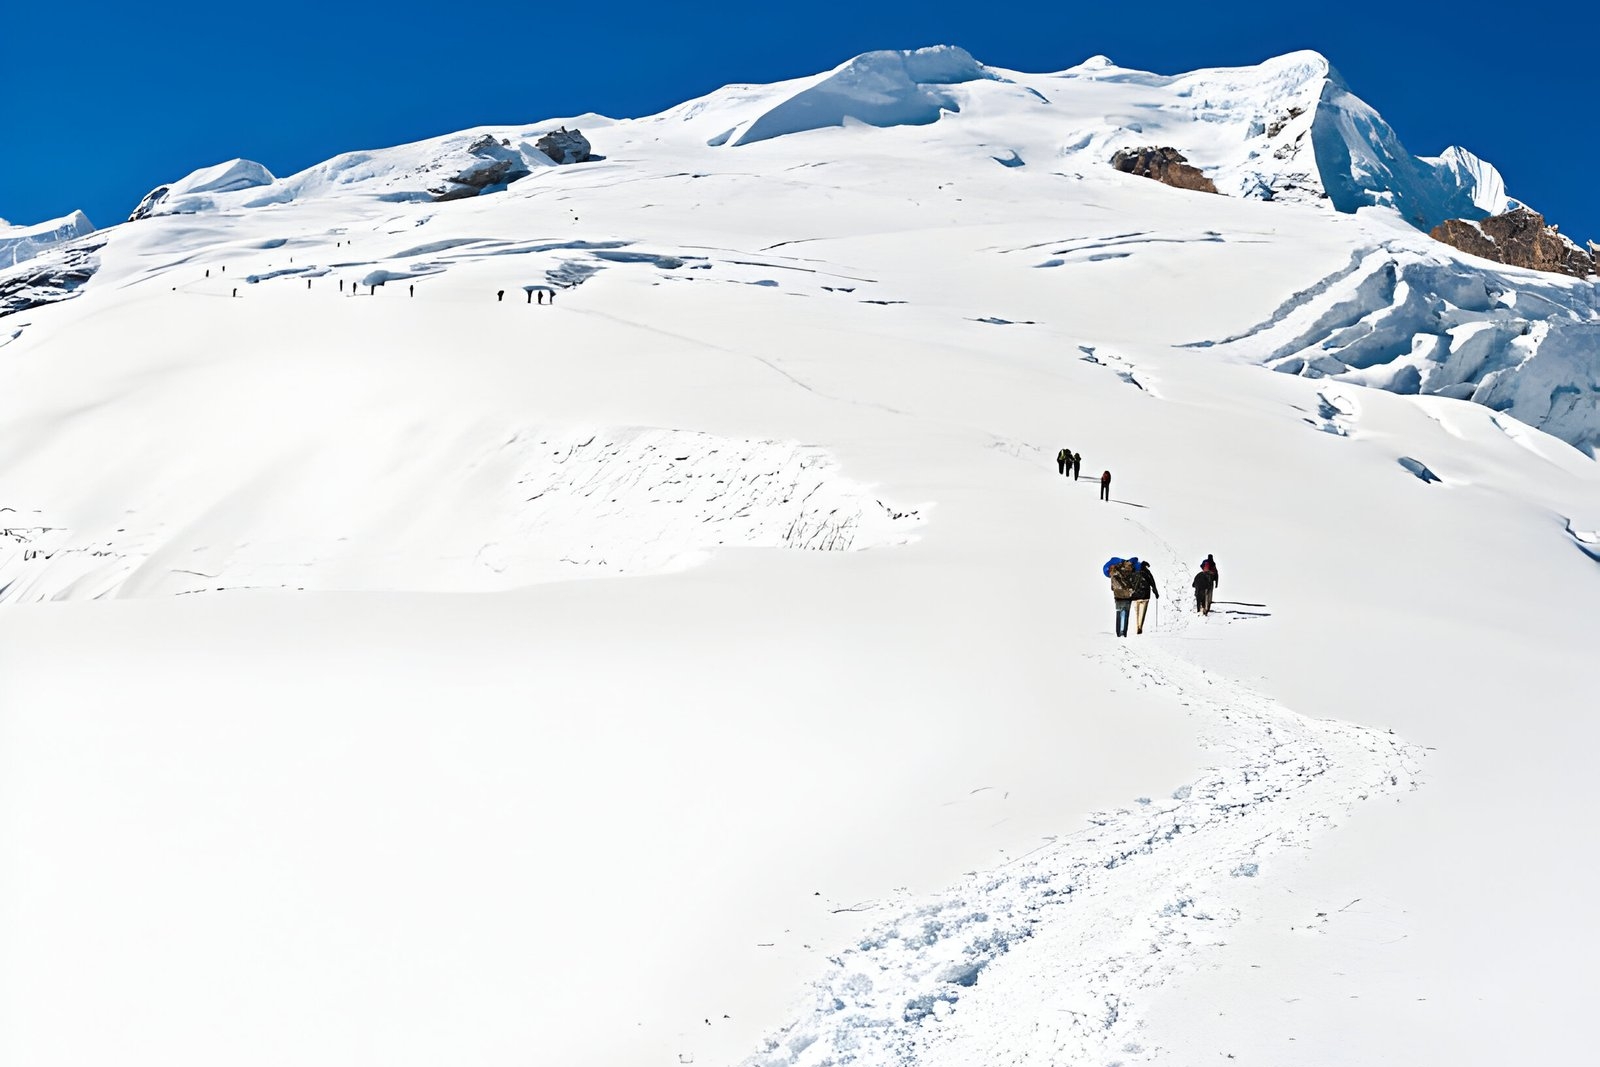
[
  {"xmin": 1195, "ymin": 589, "xmax": 1207, "ymax": 612},
  {"xmin": 1100, "ymin": 483, "xmax": 1110, "ymax": 501},
  {"xmin": 1058, "ymin": 459, "xmax": 1067, "ymax": 475},
  {"xmin": 1114, "ymin": 599, "xmax": 1132, "ymax": 636}
]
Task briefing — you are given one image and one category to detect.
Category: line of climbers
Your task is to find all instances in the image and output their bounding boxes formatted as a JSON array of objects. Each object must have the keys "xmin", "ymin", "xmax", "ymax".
[
  {"xmin": 1104, "ymin": 554, "xmax": 1220, "ymax": 637},
  {"xmin": 1057, "ymin": 447, "xmax": 1113, "ymax": 502},
  {"xmin": 186, "ymin": 269, "xmax": 565, "ymax": 303}
]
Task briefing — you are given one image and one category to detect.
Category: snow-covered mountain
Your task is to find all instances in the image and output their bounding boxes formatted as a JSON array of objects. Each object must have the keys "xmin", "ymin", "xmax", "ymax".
[
  {"xmin": 0, "ymin": 209, "xmax": 94, "ymax": 266},
  {"xmin": 5, "ymin": 45, "xmax": 1587, "ymax": 450},
  {"xmin": 2, "ymin": 44, "xmax": 1598, "ymax": 1067},
  {"xmin": 98, "ymin": 47, "xmax": 1516, "ymax": 226}
]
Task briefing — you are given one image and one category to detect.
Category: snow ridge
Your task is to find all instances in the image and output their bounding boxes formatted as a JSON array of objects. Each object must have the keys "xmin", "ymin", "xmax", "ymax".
[
  {"xmin": 732, "ymin": 46, "xmax": 1000, "ymax": 146},
  {"xmin": 1046, "ymin": 49, "xmax": 1507, "ymax": 228},
  {"xmin": 130, "ymin": 159, "xmax": 276, "ymax": 219},
  {"xmin": 745, "ymin": 648, "xmax": 1425, "ymax": 1067},
  {"xmin": 0, "ymin": 210, "xmax": 95, "ymax": 267},
  {"xmin": 1201, "ymin": 244, "xmax": 1600, "ymax": 454},
  {"xmin": 1308, "ymin": 78, "xmax": 1504, "ymax": 230}
]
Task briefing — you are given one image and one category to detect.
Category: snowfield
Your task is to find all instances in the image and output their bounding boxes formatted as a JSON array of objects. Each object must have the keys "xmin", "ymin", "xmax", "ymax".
[{"xmin": 2, "ymin": 46, "xmax": 1598, "ymax": 1067}]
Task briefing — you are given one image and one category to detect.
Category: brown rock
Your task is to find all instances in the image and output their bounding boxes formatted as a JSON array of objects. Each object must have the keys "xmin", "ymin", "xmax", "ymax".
[
  {"xmin": 1109, "ymin": 147, "xmax": 1218, "ymax": 194},
  {"xmin": 1430, "ymin": 207, "xmax": 1595, "ymax": 278},
  {"xmin": 1431, "ymin": 218, "xmax": 1500, "ymax": 261}
]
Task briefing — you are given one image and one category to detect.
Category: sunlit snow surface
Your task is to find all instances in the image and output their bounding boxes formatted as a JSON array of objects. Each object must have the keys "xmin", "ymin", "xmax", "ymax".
[
  {"xmin": 0, "ymin": 210, "xmax": 94, "ymax": 266},
  {"xmin": 2, "ymin": 46, "xmax": 1599, "ymax": 1067}
]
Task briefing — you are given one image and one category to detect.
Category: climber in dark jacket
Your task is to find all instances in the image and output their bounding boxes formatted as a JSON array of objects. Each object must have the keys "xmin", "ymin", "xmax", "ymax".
[
  {"xmin": 1057, "ymin": 448, "xmax": 1071, "ymax": 476},
  {"xmin": 1193, "ymin": 566, "xmax": 1216, "ymax": 614},
  {"xmin": 1132, "ymin": 561, "xmax": 1159, "ymax": 634}
]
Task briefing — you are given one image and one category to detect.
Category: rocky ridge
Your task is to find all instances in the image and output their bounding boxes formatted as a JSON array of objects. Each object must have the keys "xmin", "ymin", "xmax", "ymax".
[{"xmin": 1431, "ymin": 207, "xmax": 1595, "ymax": 278}]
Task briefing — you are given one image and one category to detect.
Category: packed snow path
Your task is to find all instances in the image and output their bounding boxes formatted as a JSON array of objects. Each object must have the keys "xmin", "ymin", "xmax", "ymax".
[{"xmin": 745, "ymin": 647, "xmax": 1425, "ymax": 1067}]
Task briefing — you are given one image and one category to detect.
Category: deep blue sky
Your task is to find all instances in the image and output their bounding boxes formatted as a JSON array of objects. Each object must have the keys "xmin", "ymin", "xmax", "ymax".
[{"xmin": 5, "ymin": 1, "xmax": 1594, "ymax": 242}]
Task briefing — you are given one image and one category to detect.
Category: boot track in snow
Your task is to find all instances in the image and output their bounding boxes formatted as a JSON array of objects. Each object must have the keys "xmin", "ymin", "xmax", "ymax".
[{"xmin": 744, "ymin": 646, "xmax": 1426, "ymax": 1067}]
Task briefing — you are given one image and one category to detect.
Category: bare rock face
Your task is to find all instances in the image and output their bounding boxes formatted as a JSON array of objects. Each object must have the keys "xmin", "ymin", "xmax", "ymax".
[
  {"xmin": 0, "ymin": 240, "xmax": 103, "ymax": 318},
  {"xmin": 128, "ymin": 185, "xmax": 172, "ymax": 222},
  {"xmin": 1430, "ymin": 207, "xmax": 1595, "ymax": 278},
  {"xmin": 535, "ymin": 127, "xmax": 592, "ymax": 165},
  {"xmin": 429, "ymin": 134, "xmax": 535, "ymax": 202},
  {"xmin": 1110, "ymin": 147, "xmax": 1219, "ymax": 194}
]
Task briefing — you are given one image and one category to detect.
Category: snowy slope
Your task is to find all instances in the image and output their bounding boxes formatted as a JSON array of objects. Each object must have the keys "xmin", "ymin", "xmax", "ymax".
[
  {"xmin": 2, "ymin": 45, "xmax": 1599, "ymax": 1067},
  {"xmin": 0, "ymin": 209, "xmax": 94, "ymax": 266}
]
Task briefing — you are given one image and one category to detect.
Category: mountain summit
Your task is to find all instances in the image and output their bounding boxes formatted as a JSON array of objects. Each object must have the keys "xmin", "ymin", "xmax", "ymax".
[{"xmin": 88, "ymin": 47, "xmax": 1510, "ymax": 235}]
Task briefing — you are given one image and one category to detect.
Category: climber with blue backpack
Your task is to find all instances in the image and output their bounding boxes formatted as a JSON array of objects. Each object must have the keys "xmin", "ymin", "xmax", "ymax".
[{"xmin": 1105, "ymin": 556, "xmax": 1139, "ymax": 637}]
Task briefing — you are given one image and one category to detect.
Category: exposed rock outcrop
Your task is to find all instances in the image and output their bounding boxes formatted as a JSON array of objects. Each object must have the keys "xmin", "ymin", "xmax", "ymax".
[
  {"xmin": 535, "ymin": 127, "xmax": 592, "ymax": 165},
  {"xmin": 0, "ymin": 240, "xmax": 102, "ymax": 318},
  {"xmin": 1265, "ymin": 106, "xmax": 1306, "ymax": 139},
  {"xmin": 128, "ymin": 185, "xmax": 171, "ymax": 222},
  {"xmin": 1110, "ymin": 147, "xmax": 1219, "ymax": 194},
  {"xmin": 430, "ymin": 134, "xmax": 535, "ymax": 201},
  {"xmin": 1431, "ymin": 207, "xmax": 1595, "ymax": 278}
]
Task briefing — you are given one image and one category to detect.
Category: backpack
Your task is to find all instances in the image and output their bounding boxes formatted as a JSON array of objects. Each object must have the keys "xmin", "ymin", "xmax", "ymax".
[{"xmin": 1110, "ymin": 562, "xmax": 1136, "ymax": 599}]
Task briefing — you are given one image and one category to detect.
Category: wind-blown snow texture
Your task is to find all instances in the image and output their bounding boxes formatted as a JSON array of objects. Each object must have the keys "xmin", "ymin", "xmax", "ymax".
[{"xmin": 2, "ymin": 44, "xmax": 1599, "ymax": 1067}]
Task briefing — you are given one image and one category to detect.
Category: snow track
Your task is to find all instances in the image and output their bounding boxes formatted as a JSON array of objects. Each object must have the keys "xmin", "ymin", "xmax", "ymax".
[{"xmin": 745, "ymin": 647, "xmax": 1424, "ymax": 1067}]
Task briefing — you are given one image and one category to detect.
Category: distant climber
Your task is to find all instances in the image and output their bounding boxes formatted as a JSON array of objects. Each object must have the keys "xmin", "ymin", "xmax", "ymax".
[
  {"xmin": 1193, "ymin": 565, "xmax": 1217, "ymax": 615},
  {"xmin": 1109, "ymin": 559, "xmax": 1137, "ymax": 638},
  {"xmin": 1100, "ymin": 470, "xmax": 1111, "ymax": 502},
  {"xmin": 1057, "ymin": 448, "xmax": 1070, "ymax": 476},
  {"xmin": 497, "ymin": 290, "xmax": 505, "ymax": 302},
  {"xmin": 1132, "ymin": 561, "xmax": 1160, "ymax": 634},
  {"xmin": 409, "ymin": 284, "xmax": 415, "ymax": 297},
  {"xmin": 1073, "ymin": 452, "xmax": 1082, "ymax": 480},
  {"xmin": 1203, "ymin": 556, "xmax": 1222, "ymax": 614}
]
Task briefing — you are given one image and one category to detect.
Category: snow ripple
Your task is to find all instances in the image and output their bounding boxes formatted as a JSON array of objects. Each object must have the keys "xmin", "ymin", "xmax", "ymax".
[{"xmin": 744, "ymin": 648, "xmax": 1425, "ymax": 1067}]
